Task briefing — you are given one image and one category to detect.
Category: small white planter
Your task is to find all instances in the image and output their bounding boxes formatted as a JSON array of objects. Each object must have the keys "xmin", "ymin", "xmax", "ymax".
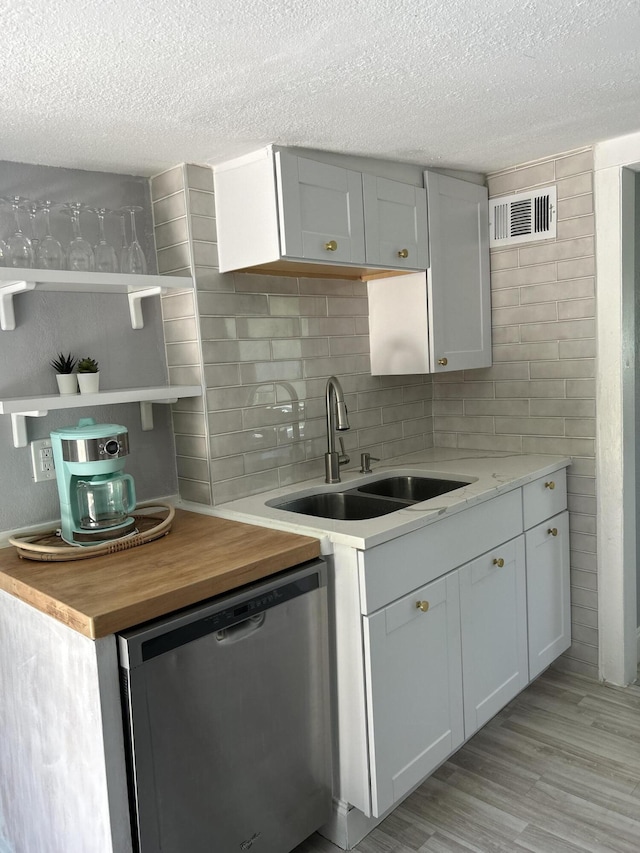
[
  {"xmin": 77, "ymin": 372, "xmax": 100, "ymax": 394},
  {"xmin": 55, "ymin": 373, "xmax": 78, "ymax": 395}
]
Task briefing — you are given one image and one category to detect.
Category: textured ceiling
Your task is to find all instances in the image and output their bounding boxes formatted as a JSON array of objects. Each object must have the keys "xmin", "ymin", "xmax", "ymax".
[{"xmin": 3, "ymin": 0, "xmax": 640, "ymax": 176}]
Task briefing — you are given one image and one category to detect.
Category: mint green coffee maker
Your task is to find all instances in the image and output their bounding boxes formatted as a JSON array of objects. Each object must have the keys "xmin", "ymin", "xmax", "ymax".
[{"xmin": 50, "ymin": 418, "xmax": 137, "ymax": 546}]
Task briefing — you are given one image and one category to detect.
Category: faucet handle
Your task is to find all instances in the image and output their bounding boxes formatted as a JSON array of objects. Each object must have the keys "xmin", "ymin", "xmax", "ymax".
[
  {"xmin": 360, "ymin": 452, "xmax": 380, "ymax": 474},
  {"xmin": 338, "ymin": 437, "xmax": 350, "ymax": 466}
]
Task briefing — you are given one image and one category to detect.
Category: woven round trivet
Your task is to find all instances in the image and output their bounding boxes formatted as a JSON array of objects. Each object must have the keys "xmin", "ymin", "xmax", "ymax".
[{"xmin": 8, "ymin": 502, "xmax": 175, "ymax": 562}]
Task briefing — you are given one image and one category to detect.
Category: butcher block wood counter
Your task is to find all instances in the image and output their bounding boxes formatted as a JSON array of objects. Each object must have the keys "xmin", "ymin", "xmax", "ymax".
[{"xmin": 0, "ymin": 509, "xmax": 321, "ymax": 639}]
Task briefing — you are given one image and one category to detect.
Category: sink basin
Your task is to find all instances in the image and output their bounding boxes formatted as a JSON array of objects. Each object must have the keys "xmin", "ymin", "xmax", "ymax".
[
  {"xmin": 274, "ymin": 491, "xmax": 406, "ymax": 520},
  {"xmin": 357, "ymin": 475, "xmax": 471, "ymax": 502}
]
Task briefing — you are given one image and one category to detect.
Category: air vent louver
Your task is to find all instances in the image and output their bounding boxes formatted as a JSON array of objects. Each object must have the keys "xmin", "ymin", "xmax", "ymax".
[{"xmin": 489, "ymin": 186, "xmax": 556, "ymax": 247}]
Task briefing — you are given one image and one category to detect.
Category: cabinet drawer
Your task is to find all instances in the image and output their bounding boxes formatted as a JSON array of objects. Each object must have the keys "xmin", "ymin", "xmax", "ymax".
[
  {"xmin": 522, "ymin": 469, "xmax": 567, "ymax": 529},
  {"xmin": 358, "ymin": 489, "xmax": 523, "ymax": 614}
]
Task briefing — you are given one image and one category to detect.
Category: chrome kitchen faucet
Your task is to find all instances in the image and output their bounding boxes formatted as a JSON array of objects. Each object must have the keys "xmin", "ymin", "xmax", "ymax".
[{"xmin": 324, "ymin": 376, "xmax": 350, "ymax": 483}]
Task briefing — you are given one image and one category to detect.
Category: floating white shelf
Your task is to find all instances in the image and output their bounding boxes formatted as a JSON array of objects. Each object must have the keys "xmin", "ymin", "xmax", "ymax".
[
  {"xmin": 0, "ymin": 386, "xmax": 202, "ymax": 447},
  {"xmin": 0, "ymin": 268, "xmax": 194, "ymax": 331}
]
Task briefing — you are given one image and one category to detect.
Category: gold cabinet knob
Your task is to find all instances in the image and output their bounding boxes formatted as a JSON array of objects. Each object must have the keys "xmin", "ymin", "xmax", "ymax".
[
  {"xmin": 493, "ymin": 558, "xmax": 505, "ymax": 568},
  {"xmin": 548, "ymin": 527, "xmax": 558, "ymax": 537},
  {"xmin": 397, "ymin": 248, "xmax": 409, "ymax": 258},
  {"xmin": 545, "ymin": 481, "xmax": 555, "ymax": 490},
  {"xmin": 324, "ymin": 240, "xmax": 338, "ymax": 251},
  {"xmin": 416, "ymin": 600, "xmax": 430, "ymax": 612},
  {"xmin": 437, "ymin": 357, "xmax": 448, "ymax": 366}
]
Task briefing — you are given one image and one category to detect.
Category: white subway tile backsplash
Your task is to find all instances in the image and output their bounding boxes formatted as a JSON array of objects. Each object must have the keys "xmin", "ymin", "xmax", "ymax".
[
  {"xmin": 199, "ymin": 317, "xmax": 237, "ymax": 340},
  {"xmin": 153, "ymin": 191, "xmax": 187, "ymax": 225},
  {"xmin": 492, "ymin": 263, "xmax": 557, "ymax": 289},
  {"xmin": 495, "ymin": 416, "xmax": 564, "ymax": 436},
  {"xmin": 235, "ymin": 273, "xmax": 299, "ymax": 295},
  {"xmin": 188, "ymin": 190, "xmax": 216, "ymax": 217},
  {"xmin": 520, "ymin": 278, "xmax": 594, "ymax": 304},
  {"xmin": 174, "ymin": 434, "xmax": 208, "ymax": 459},
  {"xmin": 193, "ymin": 241, "xmax": 219, "ymax": 268},
  {"xmin": 518, "ymin": 236, "xmax": 594, "ymax": 267},
  {"xmin": 301, "ymin": 317, "xmax": 356, "ymax": 336},
  {"xmin": 172, "ymin": 412, "xmax": 207, "ymax": 436},
  {"xmin": 178, "ymin": 478, "xmax": 212, "ymax": 505},
  {"xmin": 239, "ymin": 360, "xmax": 303, "ymax": 384},
  {"xmin": 234, "ymin": 317, "xmax": 300, "ymax": 339},
  {"xmin": 557, "ymin": 298, "xmax": 595, "ymax": 320},
  {"xmin": 555, "ymin": 149, "xmax": 593, "ymax": 179},
  {"xmin": 176, "ymin": 455, "xmax": 210, "ymax": 482},
  {"xmin": 186, "ymin": 164, "xmax": 214, "ymax": 192},
  {"xmin": 166, "ymin": 341, "xmax": 201, "ymax": 366},
  {"xmin": 557, "ymin": 194, "xmax": 593, "ymax": 220},
  {"xmin": 203, "ymin": 363, "xmax": 241, "ymax": 387},
  {"xmin": 151, "ymin": 165, "xmax": 185, "ymax": 200},
  {"xmin": 557, "ymin": 172, "xmax": 592, "ymax": 199},
  {"xmin": 202, "ymin": 340, "xmax": 271, "ymax": 364},
  {"xmin": 157, "ymin": 243, "xmax": 192, "ymax": 274},
  {"xmin": 190, "ymin": 215, "xmax": 217, "ymax": 242},
  {"xmin": 163, "ymin": 317, "xmax": 198, "ymax": 343},
  {"xmin": 529, "ymin": 359, "xmax": 595, "ymax": 379},
  {"xmin": 154, "ymin": 217, "xmax": 189, "ymax": 249}
]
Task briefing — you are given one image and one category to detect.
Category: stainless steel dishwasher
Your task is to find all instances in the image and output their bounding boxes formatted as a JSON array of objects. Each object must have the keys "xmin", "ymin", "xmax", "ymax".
[{"xmin": 117, "ymin": 558, "xmax": 332, "ymax": 853}]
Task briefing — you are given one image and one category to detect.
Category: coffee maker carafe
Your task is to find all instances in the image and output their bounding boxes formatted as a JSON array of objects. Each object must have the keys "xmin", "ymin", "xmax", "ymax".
[{"xmin": 50, "ymin": 418, "xmax": 137, "ymax": 546}]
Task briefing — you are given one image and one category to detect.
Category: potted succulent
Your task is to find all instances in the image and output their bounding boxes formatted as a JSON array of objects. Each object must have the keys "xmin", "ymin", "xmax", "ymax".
[
  {"xmin": 77, "ymin": 356, "xmax": 100, "ymax": 394},
  {"xmin": 51, "ymin": 352, "xmax": 78, "ymax": 395}
]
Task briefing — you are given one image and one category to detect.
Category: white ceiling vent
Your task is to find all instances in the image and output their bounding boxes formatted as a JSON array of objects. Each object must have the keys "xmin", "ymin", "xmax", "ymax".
[{"xmin": 489, "ymin": 186, "xmax": 556, "ymax": 247}]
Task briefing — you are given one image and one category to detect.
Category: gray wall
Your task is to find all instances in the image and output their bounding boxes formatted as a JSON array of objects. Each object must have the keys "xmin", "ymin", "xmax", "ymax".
[{"xmin": 0, "ymin": 161, "xmax": 177, "ymax": 533}]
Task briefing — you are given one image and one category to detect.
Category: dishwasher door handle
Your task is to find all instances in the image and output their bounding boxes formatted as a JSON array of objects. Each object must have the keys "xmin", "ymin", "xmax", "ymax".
[{"xmin": 215, "ymin": 613, "xmax": 266, "ymax": 644}]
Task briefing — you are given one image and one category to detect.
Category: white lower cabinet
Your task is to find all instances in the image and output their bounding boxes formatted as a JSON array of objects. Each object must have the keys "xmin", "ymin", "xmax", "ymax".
[
  {"xmin": 526, "ymin": 510, "xmax": 571, "ymax": 679},
  {"xmin": 338, "ymin": 470, "xmax": 571, "ymax": 827},
  {"xmin": 362, "ymin": 572, "xmax": 464, "ymax": 817},
  {"xmin": 459, "ymin": 535, "xmax": 528, "ymax": 737}
]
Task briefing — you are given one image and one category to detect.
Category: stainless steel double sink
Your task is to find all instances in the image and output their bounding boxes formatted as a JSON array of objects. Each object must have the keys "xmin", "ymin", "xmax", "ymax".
[{"xmin": 271, "ymin": 475, "xmax": 472, "ymax": 520}]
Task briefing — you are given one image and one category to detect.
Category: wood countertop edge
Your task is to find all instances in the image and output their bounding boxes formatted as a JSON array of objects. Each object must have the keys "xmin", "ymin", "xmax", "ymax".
[
  {"xmin": 4, "ymin": 536, "xmax": 321, "ymax": 639},
  {"xmin": 91, "ymin": 537, "xmax": 321, "ymax": 638}
]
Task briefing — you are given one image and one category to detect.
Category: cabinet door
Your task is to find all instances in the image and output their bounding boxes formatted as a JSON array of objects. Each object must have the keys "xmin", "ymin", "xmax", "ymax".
[
  {"xmin": 459, "ymin": 536, "xmax": 528, "ymax": 738},
  {"xmin": 425, "ymin": 171, "xmax": 491, "ymax": 372},
  {"xmin": 362, "ymin": 174, "xmax": 428, "ymax": 269},
  {"xmin": 275, "ymin": 151, "xmax": 365, "ymax": 264},
  {"xmin": 526, "ymin": 510, "xmax": 571, "ymax": 679},
  {"xmin": 362, "ymin": 573, "xmax": 464, "ymax": 818}
]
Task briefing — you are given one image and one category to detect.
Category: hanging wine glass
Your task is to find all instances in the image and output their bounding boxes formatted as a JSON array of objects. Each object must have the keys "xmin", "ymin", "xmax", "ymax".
[
  {"xmin": 2, "ymin": 196, "xmax": 34, "ymax": 268},
  {"xmin": 90, "ymin": 207, "xmax": 118, "ymax": 273},
  {"xmin": 120, "ymin": 206, "xmax": 147, "ymax": 274},
  {"xmin": 118, "ymin": 211, "xmax": 129, "ymax": 272},
  {"xmin": 35, "ymin": 200, "xmax": 65, "ymax": 270},
  {"xmin": 24, "ymin": 200, "xmax": 40, "ymax": 262},
  {"xmin": 62, "ymin": 202, "xmax": 94, "ymax": 272}
]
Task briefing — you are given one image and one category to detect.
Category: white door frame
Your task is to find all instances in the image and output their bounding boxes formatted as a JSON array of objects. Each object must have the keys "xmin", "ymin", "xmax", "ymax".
[{"xmin": 594, "ymin": 132, "xmax": 640, "ymax": 685}]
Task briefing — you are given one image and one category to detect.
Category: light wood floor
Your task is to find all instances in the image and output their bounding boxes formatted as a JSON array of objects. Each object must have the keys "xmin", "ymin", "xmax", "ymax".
[{"xmin": 294, "ymin": 668, "xmax": 640, "ymax": 852}]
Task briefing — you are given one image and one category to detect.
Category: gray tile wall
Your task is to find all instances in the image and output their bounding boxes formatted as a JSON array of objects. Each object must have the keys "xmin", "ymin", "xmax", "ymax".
[
  {"xmin": 433, "ymin": 148, "xmax": 597, "ymax": 679},
  {"xmin": 152, "ymin": 164, "xmax": 434, "ymax": 506},
  {"xmin": 151, "ymin": 165, "xmax": 211, "ymax": 505}
]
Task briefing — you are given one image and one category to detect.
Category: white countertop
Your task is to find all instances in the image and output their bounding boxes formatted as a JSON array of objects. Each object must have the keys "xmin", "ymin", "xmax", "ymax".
[{"xmin": 195, "ymin": 449, "xmax": 571, "ymax": 551}]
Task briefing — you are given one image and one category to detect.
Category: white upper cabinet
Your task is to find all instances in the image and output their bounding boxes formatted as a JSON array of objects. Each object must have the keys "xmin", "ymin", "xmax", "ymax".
[
  {"xmin": 362, "ymin": 174, "xmax": 428, "ymax": 270},
  {"xmin": 214, "ymin": 146, "xmax": 428, "ymax": 279},
  {"xmin": 276, "ymin": 151, "xmax": 366, "ymax": 264},
  {"xmin": 425, "ymin": 171, "xmax": 491, "ymax": 372},
  {"xmin": 368, "ymin": 172, "xmax": 491, "ymax": 375}
]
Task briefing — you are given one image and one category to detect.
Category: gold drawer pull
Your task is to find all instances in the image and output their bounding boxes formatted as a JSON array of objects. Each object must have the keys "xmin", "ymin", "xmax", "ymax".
[
  {"xmin": 493, "ymin": 558, "xmax": 505, "ymax": 568},
  {"xmin": 398, "ymin": 248, "xmax": 409, "ymax": 258},
  {"xmin": 548, "ymin": 527, "xmax": 558, "ymax": 537},
  {"xmin": 325, "ymin": 240, "xmax": 338, "ymax": 251},
  {"xmin": 438, "ymin": 357, "xmax": 448, "ymax": 366},
  {"xmin": 416, "ymin": 600, "xmax": 430, "ymax": 612},
  {"xmin": 545, "ymin": 481, "xmax": 555, "ymax": 490}
]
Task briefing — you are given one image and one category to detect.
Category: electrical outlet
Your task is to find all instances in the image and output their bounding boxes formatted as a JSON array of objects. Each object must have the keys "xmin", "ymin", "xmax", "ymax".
[{"xmin": 30, "ymin": 438, "xmax": 56, "ymax": 483}]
